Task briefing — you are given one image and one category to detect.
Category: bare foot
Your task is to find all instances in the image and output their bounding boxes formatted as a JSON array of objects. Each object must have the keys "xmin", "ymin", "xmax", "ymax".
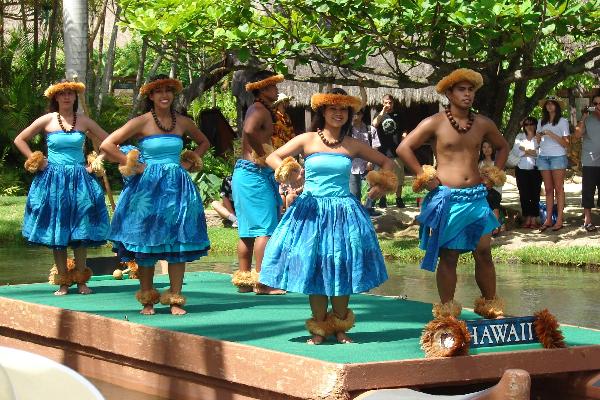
[
  {"xmin": 170, "ymin": 305, "xmax": 187, "ymax": 315},
  {"xmin": 140, "ymin": 304, "xmax": 155, "ymax": 315},
  {"xmin": 77, "ymin": 283, "xmax": 93, "ymax": 295},
  {"xmin": 237, "ymin": 285, "xmax": 253, "ymax": 293},
  {"xmin": 307, "ymin": 334, "xmax": 325, "ymax": 345},
  {"xmin": 336, "ymin": 332, "xmax": 353, "ymax": 344},
  {"xmin": 254, "ymin": 283, "xmax": 286, "ymax": 295},
  {"xmin": 54, "ymin": 285, "xmax": 69, "ymax": 296}
]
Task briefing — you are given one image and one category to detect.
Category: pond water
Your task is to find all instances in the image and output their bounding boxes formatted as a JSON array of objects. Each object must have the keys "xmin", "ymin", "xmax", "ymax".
[
  {"xmin": 1, "ymin": 244, "xmax": 598, "ymax": 330},
  {"xmin": 1, "ymin": 244, "xmax": 599, "ymax": 400}
]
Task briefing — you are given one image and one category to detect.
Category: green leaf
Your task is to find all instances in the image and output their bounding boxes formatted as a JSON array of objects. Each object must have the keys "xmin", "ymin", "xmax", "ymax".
[{"xmin": 541, "ymin": 23, "xmax": 555, "ymax": 35}]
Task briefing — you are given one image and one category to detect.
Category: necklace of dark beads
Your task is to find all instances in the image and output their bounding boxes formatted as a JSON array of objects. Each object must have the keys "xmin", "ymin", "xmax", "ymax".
[
  {"xmin": 445, "ymin": 105, "xmax": 475, "ymax": 134},
  {"xmin": 57, "ymin": 112, "xmax": 77, "ymax": 133},
  {"xmin": 151, "ymin": 108, "xmax": 177, "ymax": 132},
  {"xmin": 317, "ymin": 128, "xmax": 343, "ymax": 147},
  {"xmin": 254, "ymin": 98, "xmax": 276, "ymax": 122}
]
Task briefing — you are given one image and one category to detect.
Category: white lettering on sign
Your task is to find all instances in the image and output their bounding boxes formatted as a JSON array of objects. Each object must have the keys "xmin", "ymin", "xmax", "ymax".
[{"xmin": 476, "ymin": 322, "xmax": 535, "ymax": 345}]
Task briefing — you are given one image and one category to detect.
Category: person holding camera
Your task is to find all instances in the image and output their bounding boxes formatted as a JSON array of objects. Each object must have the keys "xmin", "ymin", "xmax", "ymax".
[
  {"xmin": 536, "ymin": 96, "xmax": 570, "ymax": 232},
  {"xmin": 372, "ymin": 94, "xmax": 406, "ymax": 208},
  {"xmin": 575, "ymin": 94, "xmax": 600, "ymax": 232}
]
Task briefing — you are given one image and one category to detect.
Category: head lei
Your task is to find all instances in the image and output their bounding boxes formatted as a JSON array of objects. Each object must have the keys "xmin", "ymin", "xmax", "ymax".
[
  {"xmin": 44, "ymin": 81, "xmax": 86, "ymax": 98},
  {"xmin": 245, "ymin": 74, "xmax": 284, "ymax": 92},
  {"xmin": 435, "ymin": 68, "xmax": 484, "ymax": 94},
  {"xmin": 139, "ymin": 78, "xmax": 184, "ymax": 97},
  {"xmin": 310, "ymin": 93, "xmax": 362, "ymax": 113}
]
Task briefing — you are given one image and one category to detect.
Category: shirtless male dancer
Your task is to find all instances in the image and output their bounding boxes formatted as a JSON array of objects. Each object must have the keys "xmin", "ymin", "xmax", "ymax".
[
  {"xmin": 397, "ymin": 68, "xmax": 509, "ymax": 319},
  {"xmin": 231, "ymin": 70, "xmax": 286, "ymax": 294}
]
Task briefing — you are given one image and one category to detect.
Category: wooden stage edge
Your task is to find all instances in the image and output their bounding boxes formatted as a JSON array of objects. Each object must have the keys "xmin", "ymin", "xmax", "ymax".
[{"xmin": 1, "ymin": 297, "xmax": 600, "ymax": 400}]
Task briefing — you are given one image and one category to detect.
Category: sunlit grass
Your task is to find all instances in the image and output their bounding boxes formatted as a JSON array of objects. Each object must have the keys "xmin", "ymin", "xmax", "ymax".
[{"xmin": 2, "ymin": 195, "xmax": 600, "ymax": 267}]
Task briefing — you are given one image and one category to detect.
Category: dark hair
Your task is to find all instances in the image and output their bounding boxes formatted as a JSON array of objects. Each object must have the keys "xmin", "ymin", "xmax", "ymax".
[
  {"xmin": 541, "ymin": 100, "xmax": 562, "ymax": 126},
  {"xmin": 382, "ymin": 94, "xmax": 399, "ymax": 112},
  {"xmin": 47, "ymin": 79, "xmax": 79, "ymax": 113},
  {"xmin": 479, "ymin": 140, "xmax": 496, "ymax": 162},
  {"xmin": 249, "ymin": 70, "xmax": 278, "ymax": 97},
  {"xmin": 309, "ymin": 88, "xmax": 354, "ymax": 141},
  {"xmin": 522, "ymin": 116, "xmax": 538, "ymax": 130},
  {"xmin": 144, "ymin": 74, "xmax": 176, "ymax": 112}
]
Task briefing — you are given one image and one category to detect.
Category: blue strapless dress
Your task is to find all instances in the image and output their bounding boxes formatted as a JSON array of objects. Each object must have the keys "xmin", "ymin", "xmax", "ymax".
[
  {"xmin": 22, "ymin": 130, "xmax": 109, "ymax": 248},
  {"xmin": 259, "ymin": 153, "xmax": 388, "ymax": 296},
  {"xmin": 109, "ymin": 134, "xmax": 210, "ymax": 267}
]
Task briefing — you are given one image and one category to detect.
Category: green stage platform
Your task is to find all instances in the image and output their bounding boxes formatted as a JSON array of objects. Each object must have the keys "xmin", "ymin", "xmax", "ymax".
[{"xmin": 0, "ymin": 271, "xmax": 598, "ymax": 363}]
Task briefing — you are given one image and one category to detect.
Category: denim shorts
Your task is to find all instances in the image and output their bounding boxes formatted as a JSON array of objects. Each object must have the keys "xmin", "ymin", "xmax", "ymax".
[{"xmin": 536, "ymin": 155, "xmax": 568, "ymax": 170}]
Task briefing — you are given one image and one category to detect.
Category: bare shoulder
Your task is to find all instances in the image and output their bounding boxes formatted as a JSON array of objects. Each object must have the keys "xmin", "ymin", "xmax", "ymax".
[
  {"xmin": 177, "ymin": 113, "xmax": 196, "ymax": 128},
  {"xmin": 37, "ymin": 112, "xmax": 55, "ymax": 125},
  {"xmin": 76, "ymin": 113, "xmax": 97, "ymax": 127},
  {"xmin": 474, "ymin": 113, "xmax": 494, "ymax": 125},
  {"xmin": 475, "ymin": 113, "xmax": 501, "ymax": 133},
  {"xmin": 293, "ymin": 131, "xmax": 314, "ymax": 143},
  {"xmin": 415, "ymin": 112, "xmax": 444, "ymax": 132}
]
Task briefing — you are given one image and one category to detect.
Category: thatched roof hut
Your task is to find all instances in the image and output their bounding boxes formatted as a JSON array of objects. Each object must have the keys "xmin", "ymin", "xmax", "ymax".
[{"xmin": 231, "ymin": 58, "xmax": 445, "ymax": 134}]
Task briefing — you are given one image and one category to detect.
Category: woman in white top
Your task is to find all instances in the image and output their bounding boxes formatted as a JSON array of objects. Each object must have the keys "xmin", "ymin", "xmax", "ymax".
[
  {"xmin": 512, "ymin": 117, "xmax": 542, "ymax": 228},
  {"xmin": 536, "ymin": 97, "xmax": 570, "ymax": 232}
]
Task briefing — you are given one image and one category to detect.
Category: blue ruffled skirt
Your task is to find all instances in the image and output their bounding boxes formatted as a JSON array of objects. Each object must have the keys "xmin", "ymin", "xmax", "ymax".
[
  {"xmin": 259, "ymin": 193, "xmax": 388, "ymax": 296},
  {"xmin": 23, "ymin": 164, "xmax": 109, "ymax": 248},
  {"xmin": 109, "ymin": 163, "xmax": 210, "ymax": 267}
]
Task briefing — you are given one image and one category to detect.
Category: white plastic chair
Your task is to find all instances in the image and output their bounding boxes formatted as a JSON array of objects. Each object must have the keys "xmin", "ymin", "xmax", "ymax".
[{"xmin": 0, "ymin": 346, "xmax": 104, "ymax": 400}]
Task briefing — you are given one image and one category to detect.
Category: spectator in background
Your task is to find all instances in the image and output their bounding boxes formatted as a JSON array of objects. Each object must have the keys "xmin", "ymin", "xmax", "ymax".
[
  {"xmin": 372, "ymin": 94, "xmax": 406, "ymax": 208},
  {"xmin": 536, "ymin": 96, "xmax": 570, "ymax": 232},
  {"xmin": 211, "ymin": 176, "xmax": 237, "ymax": 228},
  {"xmin": 512, "ymin": 117, "xmax": 542, "ymax": 228},
  {"xmin": 575, "ymin": 93, "xmax": 600, "ymax": 232},
  {"xmin": 350, "ymin": 108, "xmax": 381, "ymax": 214}
]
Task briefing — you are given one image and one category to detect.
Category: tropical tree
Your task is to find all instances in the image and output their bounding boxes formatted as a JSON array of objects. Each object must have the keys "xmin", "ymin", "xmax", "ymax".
[{"xmin": 117, "ymin": 0, "xmax": 600, "ymax": 139}]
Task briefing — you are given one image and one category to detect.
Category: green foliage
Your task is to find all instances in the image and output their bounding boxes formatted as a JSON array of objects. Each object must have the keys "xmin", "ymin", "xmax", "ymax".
[
  {"xmin": 0, "ymin": 149, "xmax": 26, "ymax": 196},
  {"xmin": 0, "ymin": 28, "xmax": 64, "ymax": 194},
  {"xmin": 190, "ymin": 147, "xmax": 234, "ymax": 205},
  {"xmin": 188, "ymin": 83, "xmax": 237, "ymax": 129}
]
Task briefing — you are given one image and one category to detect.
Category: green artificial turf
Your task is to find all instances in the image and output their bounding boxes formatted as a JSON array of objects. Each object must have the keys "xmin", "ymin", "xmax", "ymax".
[{"xmin": 0, "ymin": 271, "xmax": 598, "ymax": 364}]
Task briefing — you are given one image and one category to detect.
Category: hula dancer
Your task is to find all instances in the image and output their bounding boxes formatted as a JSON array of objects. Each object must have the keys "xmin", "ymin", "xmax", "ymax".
[
  {"xmin": 100, "ymin": 75, "xmax": 211, "ymax": 315},
  {"xmin": 231, "ymin": 70, "xmax": 285, "ymax": 294},
  {"xmin": 397, "ymin": 69, "xmax": 509, "ymax": 319},
  {"xmin": 259, "ymin": 88, "xmax": 396, "ymax": 344},
  {"xmin": 14, "ymin": 79, "xmax": 110, "ymax": 295}
]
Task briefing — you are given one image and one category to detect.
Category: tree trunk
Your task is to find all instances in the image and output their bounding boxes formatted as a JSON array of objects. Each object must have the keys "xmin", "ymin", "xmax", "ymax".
[
  {"xmin": 41, "ymin": 0, "xmax": 58, "ymax": 88},
  {"xmin": 62, "ymin": 0, "xmax": 88, "ymax": 91},
  {"xmin": 33, "ymin": 0, "xmax": 39, "ymax": 88},
  {"xmin": 96, "ymin": 5, "xmax": 119, "ymax": 113},
  {"xmin": 0, "ymin": 0, "xmax": 5, "ymax": 86},
  {"xmin": 129, "ymin": 37, "xmax": 148, "ymax": 119},
  {"xmin": 49, "ymin": 0, "xmax": 60, "ymax": 84}
]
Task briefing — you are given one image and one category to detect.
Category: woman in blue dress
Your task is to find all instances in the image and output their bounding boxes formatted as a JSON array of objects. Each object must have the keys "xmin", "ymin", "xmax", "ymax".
[
  {"xmin": 13, "ymin": 80, "xmax": 110, "ymax": 295},
  {"xmin": 100, "ymin": 75, "xmax": 211, "ymax": 316},
  {"xmin": 259, "ymin": 89, "xmax": 398, "ymax": 344}
]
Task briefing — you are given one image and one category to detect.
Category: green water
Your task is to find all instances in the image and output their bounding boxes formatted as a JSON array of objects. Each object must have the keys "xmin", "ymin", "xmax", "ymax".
[{"xmin": 1, "ymin": 244, "xmax": 598, "ymax": 330}]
